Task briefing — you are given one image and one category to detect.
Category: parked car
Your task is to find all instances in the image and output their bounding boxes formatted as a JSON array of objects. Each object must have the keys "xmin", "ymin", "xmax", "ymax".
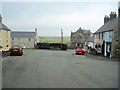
[
  {"xmin": 10, "ymin": 45, "xmax": 23, "ymax": 56},
  {"xmin": 76, "ymin": 48, "xmax": 85, "ymax": 55},
  {"xmin": 82, "ymin": 49, "xmax": 86, "ymax": 53}
]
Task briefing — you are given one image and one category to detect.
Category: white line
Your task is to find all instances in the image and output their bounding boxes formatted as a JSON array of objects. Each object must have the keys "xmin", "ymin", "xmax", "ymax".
[{"xmin": 0, "ymin": 56, "xmax": 9, "ymax": 62}]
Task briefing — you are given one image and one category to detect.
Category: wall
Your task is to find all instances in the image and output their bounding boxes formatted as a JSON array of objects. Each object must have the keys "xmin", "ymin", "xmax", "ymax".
[
  {"xmin": 1, "ymin": 30, "xmax": 11, "ymax": 51},
  {"xmin": 71, "ymin": 29, "xmax": 89, "ymax": 48},
  {"xmin": 94, "ymin": 33, "xmax": 103, "ymax": 53},
  {"xmin": 0, "ymin": 30, "xmax": 2, "ymax": 51},
  {"xmin": 118, "ymin": 16, "xmax": 120, "ymax": 59},
  {"xmin": 112, "ymin": 25, "xmax": 119, "ymax": 58},
  {"xmin": 11, "ymin": 38, "xmax": 35, "ymax": 48}
]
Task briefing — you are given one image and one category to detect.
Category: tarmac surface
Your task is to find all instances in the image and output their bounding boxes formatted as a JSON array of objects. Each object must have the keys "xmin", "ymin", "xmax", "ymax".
[{"xmin": 2, "ymin": 49, "xmax": 119, "ymax": 88}]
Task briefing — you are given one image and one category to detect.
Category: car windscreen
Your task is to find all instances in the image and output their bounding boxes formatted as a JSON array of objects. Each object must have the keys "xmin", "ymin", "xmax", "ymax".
[{"xmin": 12, "ymin": 46, "xmax": 19, "ymax": 49}]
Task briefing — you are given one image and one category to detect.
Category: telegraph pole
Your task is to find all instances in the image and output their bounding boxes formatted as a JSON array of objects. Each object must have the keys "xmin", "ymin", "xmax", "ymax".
[
  {"xmin": 61, "ymin": 29, "xmax": 63, "ymax": 50},
  {"xmin": 61, "ymin": 29, "xmax": 63, "ymax": 44}
]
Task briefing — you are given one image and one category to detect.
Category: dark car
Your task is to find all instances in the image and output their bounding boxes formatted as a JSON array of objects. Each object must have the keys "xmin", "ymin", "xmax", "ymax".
[
  {"xmin": 10, "ymin": 45, "xmax": 23, "ymax": 56},
  {"xmin": 76, "ymin": 48, "xmax": 85, "ymax": 55}
]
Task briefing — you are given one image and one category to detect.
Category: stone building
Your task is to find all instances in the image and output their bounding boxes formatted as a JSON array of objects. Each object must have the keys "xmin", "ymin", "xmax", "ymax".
[
  {"xmin": 85, "ymin": 36, "xmax": 94, "ymax": 53},
  {"xmin": 71, "ymin": 27, "xmax": 92, "ymax": 48},
  {"xmin": 11, "ymin": 28, "xmax": 39, "ymax": 48},
  {"xmin": 94, "ymin": 5, "xmax": 120, "ymax": 58},
  {"xmin": 0, "ymin": 14, "xmax": 11, "ymax": 52},
  {"xmin": 118, "ymin": 2, "xmax": 120, "ymax": 59}
]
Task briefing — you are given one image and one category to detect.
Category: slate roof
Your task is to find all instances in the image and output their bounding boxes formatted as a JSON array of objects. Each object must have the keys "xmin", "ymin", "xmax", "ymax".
[
  {"xmin": 83, "ymin": 29, "xmax": 90, "ymax": 33},
  {"xmin": 72, "ymin": 28, "xmax": 91, "ymax": 34},
  {"xmin": 0, "ymin": 23, "xmax": 11, "ymax": 31},
  {"xmin": 0, "ymin": 46, "xmax": 3, "ymax": 48},
  {"xmin": 86, "ymin": 36, "xmax": 94, "ymax": 42},
  {"xmin": 95, "ymin": 17, "xmax": 118, "ymax": 33},
  {"xmin": 11, "ymin": 31, "xmax": 36, "ymax": 38}
]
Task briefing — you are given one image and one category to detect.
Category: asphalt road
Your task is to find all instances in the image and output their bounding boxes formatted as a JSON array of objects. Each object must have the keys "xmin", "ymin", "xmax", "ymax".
[{"xmin": 2, "ymin": 49, "xmax": 118, "ymax": 88}]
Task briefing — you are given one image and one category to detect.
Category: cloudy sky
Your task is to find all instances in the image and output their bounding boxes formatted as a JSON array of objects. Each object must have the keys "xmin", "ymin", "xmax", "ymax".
[{"xmin": 1, "ymin": 0, "xmax": 119, "ymax": 36}]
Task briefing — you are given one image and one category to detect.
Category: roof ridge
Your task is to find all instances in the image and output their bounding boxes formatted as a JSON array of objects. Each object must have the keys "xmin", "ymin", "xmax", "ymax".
[
  {"xmin": 95, "ymin": 17, "xmax": 118, "ymax": 33},
  {"xmin": 12, "ymin": 31, "xmax": 35, "ymax": 33},
  {"xmin": 12, "ymin": 31, "xmax": 35, "ymax": 32},
  {"xmin": 0, "ymin": 23, "xmax": 11, "ymax": 31}
]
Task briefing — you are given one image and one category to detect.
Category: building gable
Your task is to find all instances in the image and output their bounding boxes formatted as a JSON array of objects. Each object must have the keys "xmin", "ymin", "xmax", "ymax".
[{"xmin": 0, "ymin": 23, "xmax": 11, "ymax": 31}]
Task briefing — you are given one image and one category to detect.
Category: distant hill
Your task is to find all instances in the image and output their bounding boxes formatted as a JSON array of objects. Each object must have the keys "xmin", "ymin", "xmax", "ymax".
[{"xmin": 39, "ymin": 37, "xmax": 70, "ymax": 44}]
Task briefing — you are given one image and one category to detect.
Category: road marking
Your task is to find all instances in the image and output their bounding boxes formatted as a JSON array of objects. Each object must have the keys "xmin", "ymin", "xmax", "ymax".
[{"xmin": 0, "ymin": 56, "xmax": 9, "ymax": 62}]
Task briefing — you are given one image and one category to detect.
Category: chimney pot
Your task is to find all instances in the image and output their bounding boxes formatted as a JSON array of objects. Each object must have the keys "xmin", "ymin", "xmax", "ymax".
[
  {"xmin": 104, "ymin": 15, "xmax": 109, "ymax": 24},
  {"xmin": 110, "ymin": 11, "xmax": 117, "ymax": 20}
]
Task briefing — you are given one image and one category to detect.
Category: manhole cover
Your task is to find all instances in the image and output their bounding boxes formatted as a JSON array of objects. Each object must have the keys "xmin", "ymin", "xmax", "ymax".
[{"xmin": 75, "ymin": 62, "xmax": 83, "ymax": 64}]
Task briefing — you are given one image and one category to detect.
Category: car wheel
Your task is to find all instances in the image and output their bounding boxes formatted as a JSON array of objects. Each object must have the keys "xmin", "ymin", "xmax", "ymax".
[
  {"xmin": 10, "ymin": 53, "xmax": 12, "ymax": 56},
  {"xmin": 21, "ymin": 52, "xmax": 23, "ymax": 56}
]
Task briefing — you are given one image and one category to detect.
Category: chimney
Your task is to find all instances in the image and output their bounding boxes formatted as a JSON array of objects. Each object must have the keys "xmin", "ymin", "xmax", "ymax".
[
  {"xmin": 35, "ymin": 28, "xmax": 37, "ymax": 34},
  {"xmin": 104, "ymin": 15, "xmax": 109, "ymax": 24},
  {"xmin": 110, "ymin": 12, "xmax": 117, "ymax": 20},
  {"xmin": 0, "ymin": 14, "xmax": 2, "ymax": 23}
]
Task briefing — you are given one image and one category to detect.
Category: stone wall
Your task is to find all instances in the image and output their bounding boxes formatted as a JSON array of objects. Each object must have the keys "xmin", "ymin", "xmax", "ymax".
[
  {"xmin": 11, "ymin": 38, "xmax": 35, "ymax": 48},
  {"xmin": 71, "ymin": 28, "xmax": 92, "ymax": 48},
  {"xmin": 112, "ymin": 17, "xmax": 120, "ymax": 59}
]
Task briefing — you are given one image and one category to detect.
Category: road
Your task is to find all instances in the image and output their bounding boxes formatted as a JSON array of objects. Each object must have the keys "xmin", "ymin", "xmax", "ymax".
[{"xmin": 2, "ymin": 49, "xmax": 118, "ymax": 88}]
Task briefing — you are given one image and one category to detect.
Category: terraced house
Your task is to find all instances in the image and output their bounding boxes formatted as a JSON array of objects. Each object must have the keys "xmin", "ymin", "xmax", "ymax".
[
  {"xmin": 94, "ymin": 6, "xmax": 120, "ymax": 58},
  {"xmin": 0, "ymin": 14, "xmax": 11, "ymax": 52}
]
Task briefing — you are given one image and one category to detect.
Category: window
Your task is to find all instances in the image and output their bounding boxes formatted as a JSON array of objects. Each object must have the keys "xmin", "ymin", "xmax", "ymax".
[
  {"xmin": 29, "ymin": 38, "xmax": 31, "ymax": 41},
  {"xmin": 12, "ymin": 46, "xmax": 19, "ymax": 49},
  {"xmin": 12, "ymin": 38, "xmax": 14, "ymax": 41},
  {"xmin": 6, "ymin": 40, "xmax": 8, "ymax": 43},
  {"xmin": 6, "ymin": 31, "xmax": 8, "ymax": 38},
  {"xmin": 101, "ymin": 33, "xmax": 103, "ymax": 39},
  {"xmin": 6, "ymin": 45, "xmax": 9, "ymax": 47},
  {"xmin": 99, "ymin": 33, "xmax": 100, "ymax": 39}
]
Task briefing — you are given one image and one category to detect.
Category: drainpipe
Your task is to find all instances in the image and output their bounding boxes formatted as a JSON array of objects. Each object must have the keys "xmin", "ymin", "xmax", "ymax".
[
  {"xmin": 110, "ymin": 43, "xmax": 112, "ymax": 58},
  {"xmin": 104, "ymin": 42, "xmax": 107, "ymax": 57}
]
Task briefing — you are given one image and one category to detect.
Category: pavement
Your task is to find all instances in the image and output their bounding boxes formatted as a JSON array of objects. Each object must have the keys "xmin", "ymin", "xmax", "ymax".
[
  {"xmin": 0, "ymin": 54, "xmax": 2, "ymax": 90},
  {"xmin": 1, "ymin": 50, "xmax": 119, "ymax": 61},
  {"xmin": 2, "ymin": 51, "xmax": 9, "ymax": 57},
  {"xmin": 0, "ymin": 51, "xmax": 10, "ymax": 62},
  {"xmin": 85, "ymin": 53, "xmax": 119, "ymax": 61},
  {"xmin": 2, "ymin": 49, "xmax": 118, "ymax": 88}
]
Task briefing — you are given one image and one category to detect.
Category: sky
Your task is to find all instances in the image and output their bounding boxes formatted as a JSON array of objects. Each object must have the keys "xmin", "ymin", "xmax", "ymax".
[{"xmin": 1, "ymin": 0, "xmax": 119, "ymax": 37}]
